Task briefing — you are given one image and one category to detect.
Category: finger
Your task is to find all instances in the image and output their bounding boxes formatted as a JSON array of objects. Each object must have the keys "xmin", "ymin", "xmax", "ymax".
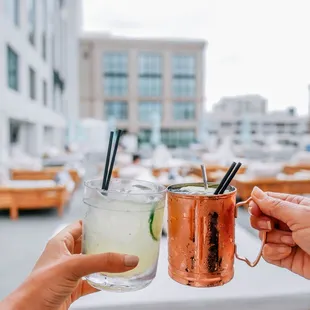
[
  {"xmin": 67, "ymin": 252, "xmax": 139, "ymax": 279},
  {"xmin": 251, "ymin": 187, "xmax": 309, "ymax": 227},
  {"xmin": 248, "ymin": 200, "xmax": 263, "ymax": 217},
  {"xmin": 259, "ymin": 230, "xmax": 296, "ymax": 246},
  {"xmin": 266, "ymin": 192, "xmax": 310, "ymax": 206},
  {"xmin": 262, "ymin": 243, "xmax": 292, "ymax": 262},
  {"xmin": 74, "ymin": 237, "xmax": 82, "ymax": 255},
  {"xmin": 54, "ymin": 221, "xmax": 82, "ymax": 242},
  {"xmin": 250, "ymin": 215, "xmax": 273, "ymax": 231}
]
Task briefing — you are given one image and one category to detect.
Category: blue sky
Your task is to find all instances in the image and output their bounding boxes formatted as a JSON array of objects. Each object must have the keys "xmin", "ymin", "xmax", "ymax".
[{"xmin": 82, "ymin": 0, "xmax": 310, "ymax": 115}]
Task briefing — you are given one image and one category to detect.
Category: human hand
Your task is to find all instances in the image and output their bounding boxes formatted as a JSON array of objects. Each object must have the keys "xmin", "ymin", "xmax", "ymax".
[
  {"xmin": 249, "ymin": 186, "xmax": 310, "ymax": 279},
  {"xmin": 1, "ymin": 221, "xmax": 139, "ymax": 310}
]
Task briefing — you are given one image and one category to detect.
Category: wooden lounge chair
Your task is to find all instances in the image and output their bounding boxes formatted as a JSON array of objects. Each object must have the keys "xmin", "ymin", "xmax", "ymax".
[
  {"xmin": 233, "ymin": 177, "xmax": 310, "ymax": 202},
  {"xmin": 0, "ymin": 181, "xmax": 68, "ymax": 220},
  {"xmin": 10, "ymin": 168, "xmax": 81, "ymax": 189},
  {"xmin": 0, "ymin": 188, "xmax": 15, "ymax": 220},
  {"xmin": 283, "ymin": 164, "xmax": 310, "ymax": 175}
]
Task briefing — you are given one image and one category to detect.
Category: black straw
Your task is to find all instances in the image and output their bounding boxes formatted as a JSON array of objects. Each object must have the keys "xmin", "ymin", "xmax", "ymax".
[
  {"xmin": 102, "ymin": 131, "xmax": 114, "ymax": 190},
  {"xmin": 214, "ymin": 162, "xmax": 236, "ymax": 195},
  {"xmin": 105, "ymin": 130, "xmax": 122, "ymax": 190},
  {"xmin": 218, "ymin": 162, "xmax": 242, "ymax": 194}
]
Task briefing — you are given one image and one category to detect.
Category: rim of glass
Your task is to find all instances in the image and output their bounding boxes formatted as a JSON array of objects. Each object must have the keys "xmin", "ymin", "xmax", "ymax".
[
  {"xmin": 167, "ymin": 182, "xmax": 236, "ymax": 196},
  {"xmin": 84, "ymin": 177, "xmax": 167, "ymax": 195}
]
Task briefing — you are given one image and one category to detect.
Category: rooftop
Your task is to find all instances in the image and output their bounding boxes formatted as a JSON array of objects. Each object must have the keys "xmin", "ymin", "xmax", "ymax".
[{"xmin": 80, "ymin": 31, "xmax": 207, "ymax": 47}]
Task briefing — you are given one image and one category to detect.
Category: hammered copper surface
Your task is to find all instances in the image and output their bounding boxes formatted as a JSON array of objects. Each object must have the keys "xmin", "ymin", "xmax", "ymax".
[{"xmin": 167, "ymin": 184, "xmax": 236, "ymax": 287}]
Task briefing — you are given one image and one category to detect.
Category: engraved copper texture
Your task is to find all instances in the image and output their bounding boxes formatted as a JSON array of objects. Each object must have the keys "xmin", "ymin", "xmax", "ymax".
[{"xmin": 167, "ymin": 183, "xmax": 266, "ymax": 288}]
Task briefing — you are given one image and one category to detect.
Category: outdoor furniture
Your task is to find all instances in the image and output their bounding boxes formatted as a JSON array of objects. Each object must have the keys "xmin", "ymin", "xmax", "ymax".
[
  {"xmin": 0, "ymin": 181, "xmax": 68, "ymax": 220},
  {"xmin": 283, "ymin": 164, "xmax": 310, "ymax": 175},
  {"xmin": 10, "ymin": 168, "xmax": 81, "ymax": 188},
  {"xmin": 233, "ymin": 177, "xmax": 310, "ymax": 202},
  {"xmin": 191, "ymin": 165, "xmax": 247, "ymax": 180},
  {"xmin": 0, "ymin": 188, "xmax": 15, "ymax": 219}
]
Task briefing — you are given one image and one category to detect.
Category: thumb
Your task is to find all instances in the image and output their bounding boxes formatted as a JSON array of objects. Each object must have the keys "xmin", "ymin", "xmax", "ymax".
[
  {"xmin": 66, "ymin": 252, "xmax": 139, "ymax": 279},
  {"xmin": 251, "ymin": 186, "xmax": 306, "ymax": 227}
]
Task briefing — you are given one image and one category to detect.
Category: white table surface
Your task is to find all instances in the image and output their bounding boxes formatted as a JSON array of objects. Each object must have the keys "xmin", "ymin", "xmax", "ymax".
[{"xmin": 51, "ymin": 224, "xmax": 310, "ymax": 310}]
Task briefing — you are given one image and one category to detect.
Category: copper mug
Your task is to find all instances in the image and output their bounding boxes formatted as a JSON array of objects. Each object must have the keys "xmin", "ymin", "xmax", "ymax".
[{"xmin": 167, "ymin": 182, "xmax": 266, "ymax": 287}]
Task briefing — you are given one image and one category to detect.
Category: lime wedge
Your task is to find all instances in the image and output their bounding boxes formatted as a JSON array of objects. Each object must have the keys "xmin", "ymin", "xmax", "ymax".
[{"xmin": 149, "ymin": 205, "xmax": 164, "ymax": 241}]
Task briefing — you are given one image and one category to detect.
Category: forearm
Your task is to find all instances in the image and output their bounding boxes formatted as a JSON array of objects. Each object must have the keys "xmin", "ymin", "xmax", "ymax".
[{"xmin": 0, "ymin": 278, "xmax": 45, "ymax": 310}]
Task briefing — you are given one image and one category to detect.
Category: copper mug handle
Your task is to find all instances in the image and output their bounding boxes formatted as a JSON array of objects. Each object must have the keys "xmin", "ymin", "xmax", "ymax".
[{"xmin": 235, "ymin": 197, "xmax": 267, "ymax": 267}]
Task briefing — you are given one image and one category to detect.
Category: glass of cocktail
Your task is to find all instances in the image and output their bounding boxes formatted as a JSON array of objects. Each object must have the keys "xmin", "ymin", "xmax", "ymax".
[{"xmin": 82, "ymin": 178, "xmax": 166, "ymax": 292}]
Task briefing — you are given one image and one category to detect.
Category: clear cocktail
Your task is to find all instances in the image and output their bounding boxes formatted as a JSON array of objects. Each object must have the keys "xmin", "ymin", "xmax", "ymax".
[{"xmin": 82, "ymin": 178, "xmax": 166, "ymax": 292}]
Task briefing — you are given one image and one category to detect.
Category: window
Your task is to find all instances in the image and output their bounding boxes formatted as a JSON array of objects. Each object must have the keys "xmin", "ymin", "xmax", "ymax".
[
  {"xmin": 138, "ymin": 53, "xmax": 162, "ymax": 96},
  {"xmin": 139, "ymin": 102, "xmax": 162, "ymax": 122},
  {"xmin": 27, "ymin": 0, "xmax": 36, "ymax": 45},
  {"xmin": 173, "ymin": 102, "xmax": 195, "ymax": 120},
  {"xmin": 103, "ymin": 52, "xmax": 128, "ymax": 96},
  {"xmin": 138, "ymin": 129, "xmax": 195, "ymax": 147},
  {"xmin": 42, "ymin": 0, "xmax": 47, "ymax": 60},
  {"xmin": 9, "ymin": 120, "xmax": 21, "ymax": 144},
  {"xmin": 43, "ymin": 80, "xmax": 47, "ymax": 106},
  {"xmin": 161, "ymin": 129, "xmax": 196, "ymax": 148},
  {"xmin": 172, "ymin": 55, "xmax": 196, "ymax": 97},
  {"xmin": 29, "ymin": 67, "xmax": 36, "ymax": 100},
  {"xmin": 7, "ymin": 46, "xmax": 19, "ymax": 91},
  {"xmin": 105, "ymin": 101, "xmax": 128, "ymax": 120},
  {"xmin": 5, "ymin": 0, "xmax": 20, "ymax": 26}
]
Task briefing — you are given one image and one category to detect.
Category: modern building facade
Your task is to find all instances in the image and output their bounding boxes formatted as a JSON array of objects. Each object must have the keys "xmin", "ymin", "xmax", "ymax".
[
  {"xmin": 213, "ymin": 94, "xmax": 267, "ymax": 115},
  {"xmin": 0, "ymin": 0, "xmax": 81, "ymax": 162},
  {"xmin": 205, "ymin": 107, "xmax": 308, "ymax": 146},
  {"xmin": 80, "ymin": 34, "xmax": 206, "ymax": 147}
]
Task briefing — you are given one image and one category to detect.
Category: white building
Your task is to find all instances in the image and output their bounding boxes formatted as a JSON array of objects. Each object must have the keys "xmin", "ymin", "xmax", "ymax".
[
  {"xmin": 213, "ymin": 94, "xmax": 267, "ymax": 115},
  {"xmin": 0, "ymin": 0, "xmax": 81, "ymax": 162},
  {"xmin": 206, "ymin": 100, "xmax": 308, "ymax": 146}
]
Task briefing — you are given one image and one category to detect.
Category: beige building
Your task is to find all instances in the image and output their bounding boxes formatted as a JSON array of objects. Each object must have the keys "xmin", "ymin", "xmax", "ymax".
[{"xmin": 79, "ymin": 33, "xmax": 206, "ymax": 147}]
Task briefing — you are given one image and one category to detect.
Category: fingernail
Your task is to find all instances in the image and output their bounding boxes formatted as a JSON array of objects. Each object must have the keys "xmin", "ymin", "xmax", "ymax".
[
  {"xmin": 257, "ymin": 220, "xmax": 272, "ymax": 230},
  {"xmin": 248, "ymin": 207, "xmax": 253, "ymax": 215},
  {"xmin": 281, "ymin": 235, "xmax": 295, "ymax": 246},
  {"xmin": 124, "ymin": 255, "xmax": 139, "ymax": 267},
  {"xmin": 252, "ymin": 186, "xmax": 266, "ymax": 200},
  {"xmin": 276, "ymin": 246, "xmax": 291, "ymax": 254}
]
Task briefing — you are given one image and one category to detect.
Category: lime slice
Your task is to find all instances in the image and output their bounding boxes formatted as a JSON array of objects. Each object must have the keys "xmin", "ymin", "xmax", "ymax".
[{"xmin": 149, "ymin": 205, "xmax": 164, "ymax": 241}]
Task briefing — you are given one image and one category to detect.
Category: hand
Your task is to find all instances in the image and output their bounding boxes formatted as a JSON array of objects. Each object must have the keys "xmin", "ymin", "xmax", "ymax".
[
  {"xmin": 1, "ymin": 221, "xmax": 139, "ymax": 310},
  {"xmin": 249, "ymin": 186, "xmax": 310, "ymax": 279}
]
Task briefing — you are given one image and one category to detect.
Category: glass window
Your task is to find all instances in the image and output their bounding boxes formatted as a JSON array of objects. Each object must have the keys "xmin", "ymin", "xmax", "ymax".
[
  {"xmin": 29, "ymin": 67, "xmax": 36, "ymax": 100},
  {"xmin": 139, "ymin": 53, "xmax": 162, "ymax": 75},
  {"xmin": 172, "ymin": 54, "xmax": 196, "ymax": 97},
  {"xmin": 43, "ymin": 80, "xmax": 47, "ymax": 106},
  {"xmin": 161, "ymin": 129, "xmax": 196, "ymax": 148},
  {"xmin": 7, "ymin": 46, "xmax": 19, "ymax": 91},
  {"xmin": 139, "ymin": 77, "xmax": 162, "ymax": 97},
  {"xmin": 173, "ymin": 102, "xmax": 195, "ymax": 120},
  {"xmin": 139, "ymin": 102, "xmax": 162, "ymax": 122},
  {"xmin": 103, "ymin": 52, "xmax": 128, "ymax": 96},
  {"xmin": 138, "ymin": 129, "xmax": 152, "ymax": 144},
  {"xmin": 105, "ymin": 101, "xmax": 128, "ymax": 120},
  {"xmin": 5, "ymin": 0, "xmax": 20, "ymax": 26},
  {"xmin": 42, "ymin": 0, "xmax": 47, "ymax": 60},
  {"xmin": 27, "ymin": 0, "xmax": 36, "ymax": 45},
  {"xmin": 138, "ymin": 53, "xmax": 162, "ymax": 96},
  {"xmin": 172, "ymin": 78, "xmax": 196, "ymax": 97},
  {"xmin": 172, "ymin": 55, "xmax": 196, "ymax": 75}
]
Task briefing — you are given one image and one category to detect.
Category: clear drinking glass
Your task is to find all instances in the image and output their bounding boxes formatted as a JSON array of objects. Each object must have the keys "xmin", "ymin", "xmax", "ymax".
[{"xmin": 82, "ymin": 178, "xmax": 166, "ymax": 292}]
